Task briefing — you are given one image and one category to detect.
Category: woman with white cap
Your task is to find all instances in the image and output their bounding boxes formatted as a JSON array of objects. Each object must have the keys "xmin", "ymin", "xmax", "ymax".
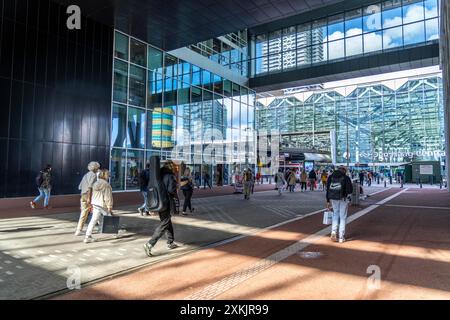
[{"xmin": 75, "ymin": 161, "xmax": 100, "ymax": 236}]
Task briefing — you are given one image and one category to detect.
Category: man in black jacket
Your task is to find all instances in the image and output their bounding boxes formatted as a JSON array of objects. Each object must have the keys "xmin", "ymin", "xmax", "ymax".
[
  {"xmin": 326, "ymin": 166, "xmax": 353, "ymax": 243},
  {"xmin": 144, "ymin": 161, "xmax": 178, "ymax": 257}
]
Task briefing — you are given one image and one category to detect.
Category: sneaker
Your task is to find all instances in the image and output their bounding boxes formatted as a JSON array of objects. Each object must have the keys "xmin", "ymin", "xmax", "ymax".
[
  {"xmin": 44, "ymin": 206, "xmax": 50, "ymax": 210},
  {"xmin": 30, "ymin": 201, "xmax": 36, "ymax": 209},
  {"xmin": 144, "ymin": 211, "xmax": 150, "ymax": 216},
  {"xmin": 138, "ymin": 208, "xmax": 144, "ymax": 216},
  {"xmin": 339, "ymin": 237, "xmax": 346, "ymax": 243},
  {"xmin": 181, "ymin": 212, "xmax": 188, "ymax": 216},
  {"xmin": 331, "ymin": 233, "xmax": 338, "ymax": 242},
  {"xmin": 143, "ymin": 243, "xmax": 153, "ymax": 257},
  {"xmin": 84, "ymin": 236, "xmax": 95, "ymax": 243},
  {"xmin": 167, "ymin": 242, "xmax": 178, "ymax": 250},
  {"xmin": 74, "ymin": 230, "xmax": 82, "ymax": 236},
  {"xmin": 190, "ymin": 208, "xmax": 195, "ymax": 213}
]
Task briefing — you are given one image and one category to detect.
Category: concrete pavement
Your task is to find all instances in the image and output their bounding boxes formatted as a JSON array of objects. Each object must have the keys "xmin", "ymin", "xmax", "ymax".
[{"xmin": 1, "ymin": 185, "xmax": 368, "ymax": 299}]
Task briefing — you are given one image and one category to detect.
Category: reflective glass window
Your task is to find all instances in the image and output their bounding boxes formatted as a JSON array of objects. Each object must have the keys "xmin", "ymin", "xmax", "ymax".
[
  {"xmin": 255, "ymin": 34, "xmax": 268, "ymax": 58},
  {"xmin": 424, "ymin": 0, "xmax": 439, "ymax": 19},
  {"xmin": 283, "ymin": 27, "xmax": 297, "ymax": 52},
  {"xmin": 127, "ymin": 107, "xmax": 146, "ymax": 149},
  {"xmin": 425, "ymin": 18, "xmax": 439, "ymax": 41},
  {"xmin": 255, "ymin": 57, "xmax": 268, "ymax": 74},
  {"xmin": 403, "ymin": 21, "xmax": 425, "ymax": 46},
  {"xmin": 115, "ymin": 32, "xmax": 128, "ymax": 60},
  {"xmin": 383, "ymin": 26, "xmax": 403, "ymax": 49},
  {"xmin": 363, "ymin": 4, "xmax": 382, "ymax": 32},
  {"xmin": 192, "ymin": 65, "xmax": 201, "ymax": 86},
  {"xmin": 345, "ymin": 9, "xmax": 362, "ymax": 36},
  {"xmin": 283, "ymin": 50, "xmax": 296, "ymax": 70},
  {"xmin": 126, "ymin": 150, "xmax": 144, "ymax": 190},
  {"xmin": 312, "ymin": 19, "xmax": 328, "ymax": 44},
  {"xmin": 110, "ymin": 148, "xmax": 126, "ymax": 191},
  {"xmin": 111, "ymin": 103, "xmax": 127, "ymax": 148},
  {"xmin": 130, "ymin": 39, "xmax": 147, "ymax": 67},
  {"xmin": 297, "ymin": 46, "xmax": 312, "ymax": 66},
  {"xmin": 148, "ymin": 71, "xmax": 163, "ymax": 109},
  {"xmin": 129, "ymin": 65, "xmax": 146, "ymax": 107},
  {"xmin": 312, "ymin": 44, "xmax": 327, "ymax": 63},
  {"xmin": 346, "ymin": 35, "xmax": 363, "ymax": 56},
  {"xmin": 364, "ymin": 31, "xmax": 383, "ymax": 53},
  {"xmin": 382, "ymin": 0, "xmax": 403, "ymax": 28},
  {"xmin": 402, "ymin": 0, "xmax": 425, "ymax": 24},
  {"xmin": 328, "ymin": 40, "xmax": 345, "ymax": 60},
  {"xmin": 113, "ymin": 59, "xmax": 128, "ymax": 103},
  {"xmin": 328, "ymin": 14, "xmax": 345, "ymax": 40},
  {"xmin": 148, "ymin": 46, "xmax": 163, "ymax": 73}
]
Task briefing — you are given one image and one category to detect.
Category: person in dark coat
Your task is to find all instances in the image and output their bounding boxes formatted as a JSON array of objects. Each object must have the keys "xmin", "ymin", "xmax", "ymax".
[{"xmin": 144, "ymin": 161, "xmax": 178, "ymax": 256}]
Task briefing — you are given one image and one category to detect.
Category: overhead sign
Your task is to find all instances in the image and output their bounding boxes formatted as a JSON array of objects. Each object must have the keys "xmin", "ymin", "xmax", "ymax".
[{"xmin": 419, "ymin": 164, "xmax": 433, "ymax": 175}]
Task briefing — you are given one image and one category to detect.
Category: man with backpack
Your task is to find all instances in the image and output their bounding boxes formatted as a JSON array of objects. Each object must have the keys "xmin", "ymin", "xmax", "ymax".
[
  {"xmin": 30, "ymin": 165, "xmax": 52, "ymax": 209},
  {"xmin": 326, "ymin": 166, "xmax": 353, "ymax": 243},
  {"xmin": 144, "ymin": 160, "xmax": 178, "ymax": 257},
  {"xmin": 138, "ymin": 163, "xmax": 151, "ymax": 216}
]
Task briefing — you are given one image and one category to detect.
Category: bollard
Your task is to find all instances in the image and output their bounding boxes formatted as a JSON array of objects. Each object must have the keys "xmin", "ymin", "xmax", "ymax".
[
  {"xmin": 440, "ymin": 180, "xmax": 442, "ymax": 189},
  {"xmin": 400, "ymin": 179, "xmax": 403, "ymax": 188},
  {"xmin": 419, "ymin": 178, "xmax": 422, "ymax": 188},
  {"xmin": 384, "ymin": 180, "xmax": 387, "ymax": 188}
]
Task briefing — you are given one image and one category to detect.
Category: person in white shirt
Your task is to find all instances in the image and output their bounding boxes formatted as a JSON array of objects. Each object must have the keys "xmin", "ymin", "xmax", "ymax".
[
  {"xmin": 75, "ymin": 161, "xmax": 100, "ymax": 236},
  {"xmin": 84, "ymin": 169, "xmax": 114, "ymax": 243}
]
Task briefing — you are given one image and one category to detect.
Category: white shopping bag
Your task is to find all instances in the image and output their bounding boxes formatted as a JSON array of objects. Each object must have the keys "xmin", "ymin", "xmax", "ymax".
[{"xmin": 322, "ymin": 210, "xmax": 333, "ymax": 225}]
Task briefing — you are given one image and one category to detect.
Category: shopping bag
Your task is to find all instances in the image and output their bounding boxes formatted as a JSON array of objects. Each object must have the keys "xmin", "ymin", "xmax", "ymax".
[
  {"xmin": 322, "ymin": 210, "xmax": 333, "ymax": 225},
  {"xmin": 101, "ymin": 215, "xmax": 120, "ymax": 234}
]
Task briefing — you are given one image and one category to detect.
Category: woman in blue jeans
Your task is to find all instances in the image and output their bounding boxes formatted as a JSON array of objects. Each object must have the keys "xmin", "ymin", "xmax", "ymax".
[{"xmin": 30, "ymin": 165, "xmax": 52, "ymax": 209}]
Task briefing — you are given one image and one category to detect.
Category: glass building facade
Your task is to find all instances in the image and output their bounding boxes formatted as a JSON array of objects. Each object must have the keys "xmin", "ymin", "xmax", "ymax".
[
  {"xmin": 188, "ymin": 30, "xmax": 249, "ymax": 77},
  {"xmin": 256, "ymin": 73, "xmax": 444, "ymax": 165},
  {"xmin": 252, "ymin": 0, "xmax": 440, "ymax": 76},
  {"xmin": 112, "ymin": 31, "xmax": 257, "ymax": 191}
]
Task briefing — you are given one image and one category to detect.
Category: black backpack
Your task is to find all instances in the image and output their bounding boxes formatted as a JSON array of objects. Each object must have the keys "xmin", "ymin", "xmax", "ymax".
[
  {"xmin": 146, "ymin": 156, "xmax": 169, "ymax": 212},
  {"xmin": 328, "ymin": 173, "xmax": 345, "ymax": 200},
  {"xmin": 35, "ymin": 172, "xmax": 44, "ymax": 187}
]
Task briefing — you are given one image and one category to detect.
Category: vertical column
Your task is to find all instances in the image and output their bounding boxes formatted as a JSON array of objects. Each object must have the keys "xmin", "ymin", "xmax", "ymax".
[{"xmin": 441, "ymin": 0, "xmax": 450, "ymax": 191}]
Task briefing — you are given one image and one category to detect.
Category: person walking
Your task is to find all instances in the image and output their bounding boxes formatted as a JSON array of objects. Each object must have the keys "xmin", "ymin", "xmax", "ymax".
[
  {"xmin": 308, "ymin": 168, "xmax": 317, "ymax": 191},
  {"xmin": 275, "ymin": 170, "xmax": 286, "ymax": 196},
  {"xmin": 138, "ymin": 163, "xmax": 151, "ymax": 216},
  {"xmin": 144, "ymin": 161, "xmax": 178, "ymax": 256},
  {"xmin": 194, "ymin": 171, "xmax": 201, "ymax": 189},
  {"xmin": 243, "ymin": 168, "xmax": 253, "ymax": 200},
  {"xmin": 300, "ymin": 169, "xmax": 307, "ymax": 192},
  {"xmin": 359, "ymin": 171, "xmax": 365, "ymax": 186},
  {"xmin": 75, "ymin": 161, "xmax": 100, "ymax": 236},
  {"xmin": 84, "ymin": 169, "xmax": 114, "ymax": 243},
  {"xmin": 287, "ymin": 170, "xmax": 296, "ymax": 192},
  {"xmin": 180, "ymin": 168, "xmax": 194, "ymax": 215},
  {"xmin": 203, "ymin": 171, "xmax": 212, "ymax": 189},
  {"xmin": 326, "ymin": 166, "xmax": 353, "ymax": 244},
  {"xmin": 320, "ymin": 170, "xmax": 328, "ymax": 191},
  {"xmin": 30, "ymin": 165, "xmax": 52, "ymax": 209}
]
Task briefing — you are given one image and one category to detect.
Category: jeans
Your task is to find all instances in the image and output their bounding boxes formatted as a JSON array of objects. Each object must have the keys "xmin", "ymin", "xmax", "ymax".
[
  {"xmin": 203, "ymin": 178, "xmax": 212, "ymax": 189},
  {"xmin": 86, "ymin": 206, "xmax": 108, "ymax": 237},
  {"xmin": 182, "ymin": 188, "xmax": 193, "ymax": 212},
  {"xmin": 139, "ymin": 191, "xmax": 149, "ymax": 211},
  {"xmin": 148, "ymin": 210, "xmax": 174, "ymax": 246},
  {"xmin": 330, "ymin": 199, "xmax": 349, "ymax": 238},
  {"xmin": 34, "ymin": 188, "xmax": 51, "ymax": 207}
]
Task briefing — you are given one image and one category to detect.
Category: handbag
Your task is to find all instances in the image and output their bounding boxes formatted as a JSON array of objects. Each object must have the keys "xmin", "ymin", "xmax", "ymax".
[
  {"xmin": 101, "ymin": 215, "xmax": 120, "ymax": 234},
  {"xmin": 322, "ymin": 210, "xmax": 333, "ymax": 225}
]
